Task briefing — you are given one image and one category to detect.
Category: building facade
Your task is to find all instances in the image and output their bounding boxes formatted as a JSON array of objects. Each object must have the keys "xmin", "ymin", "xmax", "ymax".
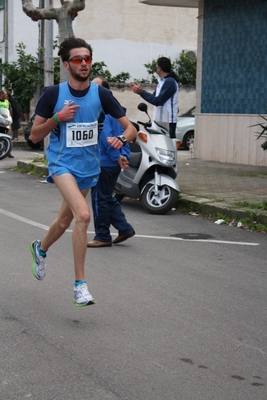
[
  {"xmin": 0, "ymin": 0, "xmax": 197, "ymax": 81},
  {"xmin": 141, "ymin": 0, "xmax": 267, "ymax": 166},
  {"xmin": 198, "ymin": 0, "xmax": 267, "ymax": 166}
]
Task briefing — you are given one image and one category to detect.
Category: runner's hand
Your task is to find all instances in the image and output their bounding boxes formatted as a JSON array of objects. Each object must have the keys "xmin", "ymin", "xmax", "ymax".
[{"xmin": 59, "ymin": 101, "xmax": 81, "ymax": 121}]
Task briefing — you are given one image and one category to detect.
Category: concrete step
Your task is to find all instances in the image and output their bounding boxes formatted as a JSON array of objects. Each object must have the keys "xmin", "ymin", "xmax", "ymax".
[{"xmin": 11, "ymin": 137, "xmax": 30, "ymax": 149}]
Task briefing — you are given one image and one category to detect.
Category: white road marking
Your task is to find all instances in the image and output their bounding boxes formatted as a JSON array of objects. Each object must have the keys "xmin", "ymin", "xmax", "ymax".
[
  {"xmin": 135, "ymin": 234, "xmax": 259, "ymax": 246},
  {"xmin": 0, "ymin": 208, "xmax": 50, "ymax": 231},
  {"xmin": 0, "ymin": 208, "xmax": 259, "ymax": 246}
]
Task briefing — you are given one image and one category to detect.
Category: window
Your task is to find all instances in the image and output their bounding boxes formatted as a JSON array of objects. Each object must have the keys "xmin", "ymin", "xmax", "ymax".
[{"xmin": 0, "ymin": 0, "xmax": 4, "ymax": 10}]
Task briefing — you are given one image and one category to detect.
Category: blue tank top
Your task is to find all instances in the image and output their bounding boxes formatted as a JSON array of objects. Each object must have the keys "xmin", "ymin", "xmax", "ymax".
[{"xmin": 46, "ymin": 81, "xmax": 103, "ymax": 181}]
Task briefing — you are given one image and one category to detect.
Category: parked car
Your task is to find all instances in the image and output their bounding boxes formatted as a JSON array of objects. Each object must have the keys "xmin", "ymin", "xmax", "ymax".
[
  {"xmin": 24, "ymin": 113, "xmax": 44, "ymax": 150},
  {"xmin": 175, "ymin": 106, "xmax": 195, "ymax": 150}
]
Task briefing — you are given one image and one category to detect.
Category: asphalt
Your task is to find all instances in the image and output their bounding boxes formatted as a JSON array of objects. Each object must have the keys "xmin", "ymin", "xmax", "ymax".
[{"xmin": 10, "ymin": 135, "xmax": 267, "ymax": 227}]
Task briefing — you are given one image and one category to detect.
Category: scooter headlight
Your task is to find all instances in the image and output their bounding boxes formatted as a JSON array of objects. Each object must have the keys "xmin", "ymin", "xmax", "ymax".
[{"xmin": 155, "ymin": 148, "xmax": 176, "ymax": 165}]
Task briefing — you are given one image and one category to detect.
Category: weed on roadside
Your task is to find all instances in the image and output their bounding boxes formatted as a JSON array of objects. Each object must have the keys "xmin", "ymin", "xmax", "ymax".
[
  {"xmin": 31, "ymin": 156, "xmax": 47, "ymax": 165},
  {"xmin": 236, "ymin": 200, "xmax": 267, "ymax": 210},
  {"xmin": 177, "ymin": 199, "xmax": 267, "ymax": 233}
]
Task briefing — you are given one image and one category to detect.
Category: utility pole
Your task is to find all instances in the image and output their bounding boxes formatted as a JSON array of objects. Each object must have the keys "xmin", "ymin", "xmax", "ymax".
[
  {"xmin": 43, "ymin": 0, "xmax": 54, "ymax": 154},
  {"xmin": 44, "ymin": 0, "xmax": 54, "ymax": 88},
  {"xmin": 36, "ymin": 0, "xmax": 45, "ymax": 100},
  {"xmin": 4, "ymin": 0, "xmax": 8, "ymax": 62}
]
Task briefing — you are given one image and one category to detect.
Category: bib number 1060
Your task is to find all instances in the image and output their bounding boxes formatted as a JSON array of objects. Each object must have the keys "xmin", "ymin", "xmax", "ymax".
[{"xmin": 72, "ymin": 130, "xmax": 94, "ymax": 141}]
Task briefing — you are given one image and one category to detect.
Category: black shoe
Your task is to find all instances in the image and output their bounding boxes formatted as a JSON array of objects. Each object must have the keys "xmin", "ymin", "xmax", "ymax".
[
  {"xmin": 113, "ymin": 230, "xmax": 135, "ymax": 244},
  {"xmin": 8, "ymin": 154, "xmax": 14, "ymax": 158},
  {"xmin": 87, "ymin": 240, "xmax": 112, "ymax": 248}
]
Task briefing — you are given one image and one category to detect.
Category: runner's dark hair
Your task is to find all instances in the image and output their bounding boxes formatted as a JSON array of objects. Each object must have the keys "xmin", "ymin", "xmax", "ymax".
[{"xmin": 58, "ymin": 37, "xmax": 93, "ymax": 62}]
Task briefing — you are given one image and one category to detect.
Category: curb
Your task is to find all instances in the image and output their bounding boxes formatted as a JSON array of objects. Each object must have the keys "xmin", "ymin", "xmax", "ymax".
[
  {"xmin": 178, "ymin": 197, "xmax": 267, "ymax": 226},
  {"xmin": 15, "ymin": 159, "xmax": 267, "ymax": 227},
  {"xmin": 12, "ymin": 140, "xmax": 29, "ymax": 149},
  {"xmin": 17, "ymin": 160, "xmax": 48, "ymax": 176}
]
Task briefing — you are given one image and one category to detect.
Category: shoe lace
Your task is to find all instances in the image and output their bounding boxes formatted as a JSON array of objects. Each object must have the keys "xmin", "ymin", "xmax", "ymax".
[
  {"xmin": 36, "ymin": 252, "xmax": 46, "ymax": 269},
  {"xmin": 76, "ymin": 283, "xmax": 87, "ymax": 296},
  {"xmin": 75, "ymin": 283, "xmax": 93, "ymax": 302}
]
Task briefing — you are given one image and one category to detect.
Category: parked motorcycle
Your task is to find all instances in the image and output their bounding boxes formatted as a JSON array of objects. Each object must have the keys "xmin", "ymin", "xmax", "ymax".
[
  {"xmin": 0, "ymin": 107, "xmax": 12, "ymax": 160},
  {"xmin": 114, "ymin": 103, "xmax": 179, "ymax": 214}
]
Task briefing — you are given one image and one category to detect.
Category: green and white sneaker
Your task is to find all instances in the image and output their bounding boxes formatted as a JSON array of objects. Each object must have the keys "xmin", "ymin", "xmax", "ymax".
[
  {"xmin": 73, "ymin": 282, "xmax": 95, "ymax": 307},
  {"xmin": 30, "ymin": 240, "xmax": 46, "ymax": 280}
]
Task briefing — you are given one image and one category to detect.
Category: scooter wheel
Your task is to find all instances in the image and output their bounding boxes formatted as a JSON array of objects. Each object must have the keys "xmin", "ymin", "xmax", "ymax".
[
  {"xmin": 0, "ymin": 137, "xmax": 12, "ymax": 160},
  {"xmin": 141, "ymin": 183, "xmax": 179, "ymax": 214}
]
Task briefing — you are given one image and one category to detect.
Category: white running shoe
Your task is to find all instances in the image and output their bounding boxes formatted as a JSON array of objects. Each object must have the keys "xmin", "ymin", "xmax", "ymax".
[
  {"xmin": 73, "ymin": 282, "xmax": 95, "ymax": 307},
  {"xmin": 30, "ymin": 240, "xmax": 46, "ymax": 280}
]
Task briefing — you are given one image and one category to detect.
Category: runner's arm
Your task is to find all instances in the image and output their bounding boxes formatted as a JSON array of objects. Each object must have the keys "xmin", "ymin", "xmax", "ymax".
[
  {"xmin": 30, "ymin": 102, "xmax": 81, "ymax": 144},
  {"xmin": 107, "ymin": 116, "xmax": 137, "ymax": 149},
  {"xmin": 99, "ymin": 86, "xmax": 137, "ymax": 148}
]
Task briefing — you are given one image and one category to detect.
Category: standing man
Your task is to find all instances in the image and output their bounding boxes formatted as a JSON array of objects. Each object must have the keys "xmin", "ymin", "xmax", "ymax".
[
  {"xmin": 0, "ymin": 89, "xmax": 14, "ymax": 158},
  {"xmin": 29, "ymin": 37, "xmax": 137, "ymax": 307},
  {"xmin": 87, "ymin": 77, "xmax": 135, "ymax": 248},
  {"xmin": 6, "ymin": 90, "xmax": 21, "ymax": 141},
  {"xmin": 129, "ymin": 57, "xmax": 179, "ymax": 138}
]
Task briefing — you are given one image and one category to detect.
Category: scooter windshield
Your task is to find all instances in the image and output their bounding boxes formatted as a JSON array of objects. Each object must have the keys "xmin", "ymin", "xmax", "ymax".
[{"xmin": 153, "ymin": 106, "xmax": 169, "ymax": 133}]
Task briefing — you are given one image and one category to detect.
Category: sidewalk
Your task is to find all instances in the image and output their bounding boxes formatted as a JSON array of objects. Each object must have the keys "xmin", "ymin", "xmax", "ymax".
[
  {"xmin": 12, "ymin": 137, "xmax": 267, "ymax": 225},
  {"xmin": 177, "ymin": 150, "xmax": 267, "ymax": 225}
]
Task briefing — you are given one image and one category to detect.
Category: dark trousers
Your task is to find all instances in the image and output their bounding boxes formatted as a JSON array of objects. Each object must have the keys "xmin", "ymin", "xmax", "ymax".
[
  {"xmin": 91, "ymin": 165, "xmax": 133, "ymax": 242},
  {"xmin": 169, "ymin": 123, "xmax": 177, "ymax": 139}
]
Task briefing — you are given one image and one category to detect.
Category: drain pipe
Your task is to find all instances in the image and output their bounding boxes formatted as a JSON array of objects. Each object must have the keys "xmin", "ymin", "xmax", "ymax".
[{"xmin": 4, "ymin": 0, "xmax": 8, "ymax": 62}]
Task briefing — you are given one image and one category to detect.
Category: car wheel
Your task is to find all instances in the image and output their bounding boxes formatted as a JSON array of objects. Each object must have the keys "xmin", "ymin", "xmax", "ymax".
[{"xmin": 182, "ymin": 131, "xmax": 194, "ymax": 151}]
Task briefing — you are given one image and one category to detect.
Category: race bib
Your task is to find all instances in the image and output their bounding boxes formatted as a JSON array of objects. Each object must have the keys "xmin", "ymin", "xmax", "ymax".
[{"xmin": 66, "ymin": 121, "xmax": 98, "ymax": 147}]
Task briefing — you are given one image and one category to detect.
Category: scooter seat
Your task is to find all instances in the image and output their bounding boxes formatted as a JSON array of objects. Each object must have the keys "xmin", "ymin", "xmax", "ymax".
[
  {"xmin": 129, "ymin": 152, "xmax": 142, "ymax": 168},
  {"xmin": 129, "ymin": 141, "xmax": 141, "ymax": 152}
]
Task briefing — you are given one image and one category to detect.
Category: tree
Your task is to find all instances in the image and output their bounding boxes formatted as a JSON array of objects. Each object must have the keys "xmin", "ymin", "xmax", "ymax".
[
  {"xmin": 90, "ymin": 62, "xmax": 112, "ymax": 82},
  {"xmin": 174, "ymin": 50, "xmax": 197, "ymax": 86},
  {"xmin": 0, "ymin": 44, "xmax": 129, "ymax": 117},
  {"xmin": 144, "ymin": 58, "xmax": 160, "ymax": 84},
  {"xmin": 21, "ymin": 0, "xmax": 86, "ymax": 81},
  {"xmin": 144, "ymin": 51, "xmax": 197, "ymax": 86},
  {"xmin": 21, "ymin": 0, "xmax": 85, "ymax": 42},
  {"xmin": 90, "ymin": 62, "xmax": 130, "ymax": 84},
  {"xmin": 0, "ymin": 43, "xmax": 44, "ymax": 114}
]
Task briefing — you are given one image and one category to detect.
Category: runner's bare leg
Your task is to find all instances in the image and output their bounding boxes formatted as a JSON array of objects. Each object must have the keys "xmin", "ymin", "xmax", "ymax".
[{"xmin": 41, "ymin": 173, "xmax": 90, "ymax": 281}]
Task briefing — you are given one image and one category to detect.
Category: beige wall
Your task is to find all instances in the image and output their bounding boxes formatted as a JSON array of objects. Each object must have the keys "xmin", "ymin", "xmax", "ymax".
[
  {"xmin": 72, "ymin": 0, "xmax": 198, "ymax": 80},
  {"xmin": 74, "ymin": 0, "xmax": 197, "ymax": 45},
  {"xmin": 195, "ymin": 115, "xmax": 267, "ymax": 167}
]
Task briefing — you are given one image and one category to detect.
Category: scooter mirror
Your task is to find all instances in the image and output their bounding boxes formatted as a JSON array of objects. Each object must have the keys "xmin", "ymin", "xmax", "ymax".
[
  {"xmin": 138, "ymin": 103, "xmax": 148, "ymax": 113},
  {"xmin": 130, "ymin": 121, "xmax": 140, "ymax": 132}
]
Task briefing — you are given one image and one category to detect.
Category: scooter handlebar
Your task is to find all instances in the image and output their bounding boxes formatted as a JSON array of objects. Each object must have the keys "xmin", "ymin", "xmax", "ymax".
[{"xmin": 137, "ymin": 121, "xmax": 152, "ymax": 128}]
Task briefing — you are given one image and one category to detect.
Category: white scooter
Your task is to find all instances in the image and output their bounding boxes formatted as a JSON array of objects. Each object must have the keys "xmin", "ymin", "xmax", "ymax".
[
  {"xmin": 114, "ymin": 103, "xmax": 179, "ymax": 214},
  {"xmin": 0, "ymin": 107, "xmax": 12, "ymax": 160}
]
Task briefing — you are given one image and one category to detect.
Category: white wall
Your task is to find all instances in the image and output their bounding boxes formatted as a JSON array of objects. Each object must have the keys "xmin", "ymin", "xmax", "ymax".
[
  {"xmin": 7, "ymin": 0, "xmax": 197, "ymax": 80},
  {"xmin": 8, "ymin": 0, "xmax": 40, "ymax": 61}
]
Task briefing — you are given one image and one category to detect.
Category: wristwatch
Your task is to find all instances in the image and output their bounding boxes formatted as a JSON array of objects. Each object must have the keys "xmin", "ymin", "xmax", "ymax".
[{"xmin": 117, "ymin": 135, "xmax": 128, "ymax": 146}]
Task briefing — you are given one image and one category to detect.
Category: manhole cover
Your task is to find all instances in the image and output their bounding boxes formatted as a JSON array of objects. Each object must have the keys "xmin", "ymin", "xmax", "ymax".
[{"xmin": 171, "ymin": 233, "xmax": 213, "ymax": 240}]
